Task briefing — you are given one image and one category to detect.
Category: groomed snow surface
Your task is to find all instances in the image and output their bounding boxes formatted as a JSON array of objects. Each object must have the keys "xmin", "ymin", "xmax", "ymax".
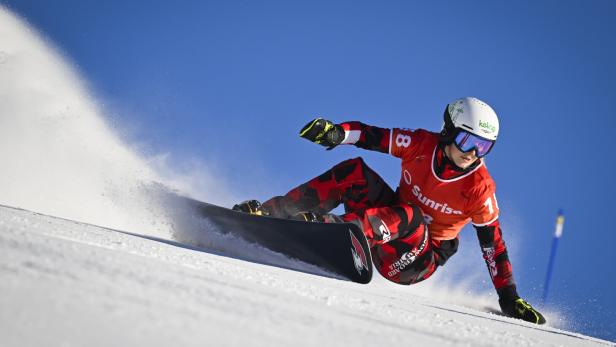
[{"xmin": 1, "ymin": 205, "xmax": 612, "ymax": 347}]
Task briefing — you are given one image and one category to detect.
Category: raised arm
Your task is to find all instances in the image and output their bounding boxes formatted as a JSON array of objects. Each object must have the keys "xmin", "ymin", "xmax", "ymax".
[
  {"xmin": 299, "ymin": 118, "xmax": 391, "ymax": 153},
  {"xmin": 338, "ymin": 121, "xmax": 391, "ymax": 153}
]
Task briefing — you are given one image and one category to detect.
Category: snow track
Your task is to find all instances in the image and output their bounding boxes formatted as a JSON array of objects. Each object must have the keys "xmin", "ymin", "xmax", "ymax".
[{"xmin": 0, "ymin": 205, "xmax": 612, "ymax": 347}]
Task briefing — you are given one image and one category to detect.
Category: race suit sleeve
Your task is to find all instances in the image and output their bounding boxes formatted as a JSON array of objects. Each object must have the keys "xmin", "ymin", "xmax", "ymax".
[
  {"xmin": 339, "ymin": 121, "xmax": 391, "ymax": 153},
  {"xmin": 469, "ymin": 182, "xmax": 518, "ymax": 298},
  {"xmin": 339, "ymin": 121, "xmax": 419, "ymax": 158},
  {"xmin": 475, "ymin": 220, "xmax": 519, "ymax": 299}
]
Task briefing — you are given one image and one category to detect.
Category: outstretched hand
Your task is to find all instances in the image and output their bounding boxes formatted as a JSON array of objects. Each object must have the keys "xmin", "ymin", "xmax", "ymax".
[
  {"xmin": 299, "ymin": 118, "xmax": 344, "ymax": 150},
  {"xmin": 500, "ymin": 298, "xmax": 546, "ymax": 325}
]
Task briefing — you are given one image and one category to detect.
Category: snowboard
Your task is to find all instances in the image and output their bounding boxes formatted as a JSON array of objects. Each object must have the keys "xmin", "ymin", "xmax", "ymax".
[{"xmin": 184, "ymin": 198, "xmax": 373, "ymax": 284}]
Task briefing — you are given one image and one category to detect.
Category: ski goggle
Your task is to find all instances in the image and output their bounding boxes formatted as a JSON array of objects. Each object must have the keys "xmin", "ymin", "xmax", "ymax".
[{"xmin": 453, "ymin": 130, "xmax": 495, "ymax": 158}]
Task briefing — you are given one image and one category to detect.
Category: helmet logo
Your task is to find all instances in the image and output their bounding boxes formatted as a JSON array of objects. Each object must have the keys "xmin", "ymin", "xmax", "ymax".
[{"xmin": 479, "ymin": 120, "xmax": 496, "ymax": 133}]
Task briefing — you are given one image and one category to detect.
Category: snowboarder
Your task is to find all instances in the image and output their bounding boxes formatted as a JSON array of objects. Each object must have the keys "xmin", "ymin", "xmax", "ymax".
[{"xmin": 234, "ymin": 97, "xmax": 546, "ymax": 324}]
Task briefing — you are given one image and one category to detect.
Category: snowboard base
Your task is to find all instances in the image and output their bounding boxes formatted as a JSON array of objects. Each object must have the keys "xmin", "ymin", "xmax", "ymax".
[{"xmin": 183, "ymin": 197, "xmax": 373, "ymax": 284}]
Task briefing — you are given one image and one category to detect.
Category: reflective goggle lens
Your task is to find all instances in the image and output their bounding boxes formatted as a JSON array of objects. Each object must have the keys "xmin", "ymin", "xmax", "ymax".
[{"xmin": 454, "ymin": 131, "xmax": 494, "ymax": 157}]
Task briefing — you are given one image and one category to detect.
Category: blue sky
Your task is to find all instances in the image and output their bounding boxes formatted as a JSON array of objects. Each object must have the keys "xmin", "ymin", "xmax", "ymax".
[{"xmin": 4, "ymin": 0, "xmax": 616, "ymax": 341}]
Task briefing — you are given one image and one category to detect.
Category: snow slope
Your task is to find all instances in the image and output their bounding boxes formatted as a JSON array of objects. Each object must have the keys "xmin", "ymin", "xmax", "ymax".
[{"xmin": 1, "ymin": 204, "xmax": 612, "ymax": 347}]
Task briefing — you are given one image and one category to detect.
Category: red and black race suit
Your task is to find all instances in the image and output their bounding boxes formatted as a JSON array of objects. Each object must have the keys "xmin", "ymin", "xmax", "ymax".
[{"xmin": 263, "ymin": 121, "xmax": 517, "ymax": 297}]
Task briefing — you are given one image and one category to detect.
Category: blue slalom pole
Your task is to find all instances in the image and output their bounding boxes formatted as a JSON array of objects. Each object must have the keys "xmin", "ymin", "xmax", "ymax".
[{"xmin": 542, "ymin": 209, "xmax": 564, "ymax": 304}]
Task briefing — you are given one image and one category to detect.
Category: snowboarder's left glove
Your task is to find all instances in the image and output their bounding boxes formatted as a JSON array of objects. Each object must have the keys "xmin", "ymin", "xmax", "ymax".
[
  {"xmin": 499, "ymin": 297, "xmax": 546, "ymax": 325},
  {"xmin": 299, "ymin": 118, "xmax": 344, "ymax": 150}
]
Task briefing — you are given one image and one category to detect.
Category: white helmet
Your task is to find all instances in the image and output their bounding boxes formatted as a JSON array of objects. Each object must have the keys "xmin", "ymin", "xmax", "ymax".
[{"xmin": 441, "ymin": 97, "xmax": 499, "ymax": 141}]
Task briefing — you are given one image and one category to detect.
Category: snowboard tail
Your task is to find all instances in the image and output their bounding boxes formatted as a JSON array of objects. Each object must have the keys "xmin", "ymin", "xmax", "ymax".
[{"xmin": 186, "ymin": 198, "xmax": 373, "ymax": 284}]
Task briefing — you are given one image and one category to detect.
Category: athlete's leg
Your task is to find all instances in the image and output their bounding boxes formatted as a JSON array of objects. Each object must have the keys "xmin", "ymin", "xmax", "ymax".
[
  {"xmin": 339, "ymin": 202, "xmax": 432, "ymax": 284},
  {"xmin": 262, "ymin": 157, "xmax": 395, "ymax": 218},
  {"xmin": 375, "ymin": 234, "xmax": 460, "ymax": 285},
  {"xmin": 342, "ymin": 203, "xmax": 424, "ymax": 247},
  {"xmin": 261, "ymin": 157, "xmax": 448, "ymax": 285}
]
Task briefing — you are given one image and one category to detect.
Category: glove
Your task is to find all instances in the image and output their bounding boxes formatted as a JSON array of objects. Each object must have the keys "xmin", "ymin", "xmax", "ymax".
[
  {"xmin": 499, "ymin": 297, "xmax": 546, "ymax": 325},
  {"xmin": 299, "ymin": 118, "xmax": 344, "ymax": 150}
]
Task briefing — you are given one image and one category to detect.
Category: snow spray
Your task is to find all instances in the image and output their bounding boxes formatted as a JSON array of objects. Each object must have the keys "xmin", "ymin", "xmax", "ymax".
[
  {"xmin": 0, "ymin": 7, "xmax": 183, "ymax": 238},
  {"xmin": 0, "ymin": 7, "xmax": 314, "ymax": 271}
]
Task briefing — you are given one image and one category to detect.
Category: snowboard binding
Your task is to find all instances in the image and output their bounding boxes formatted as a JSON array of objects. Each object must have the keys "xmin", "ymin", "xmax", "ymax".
[
  {"xmin": 232, "ymin": 200, "xmax": 269, "ymax": 216},
  {"xmin": 232, "ymin": 200, "xmax": 320, "ymax": 222}
]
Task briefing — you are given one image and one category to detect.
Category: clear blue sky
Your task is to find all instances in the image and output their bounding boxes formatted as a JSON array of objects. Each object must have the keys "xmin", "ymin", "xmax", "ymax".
[{"xmin": 4, "ymin": 0, "xmax": 615, "ymax": 341}]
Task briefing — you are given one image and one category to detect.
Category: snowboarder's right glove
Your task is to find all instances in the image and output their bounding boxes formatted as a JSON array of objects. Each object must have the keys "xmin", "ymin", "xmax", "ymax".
[
  {"xmin": 499, "ymin": 297, "xmax": 546, "ymax": 325},
  {"xmin": 299, "ymin": 118, "xmax": 344, "ymax": 150}
]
